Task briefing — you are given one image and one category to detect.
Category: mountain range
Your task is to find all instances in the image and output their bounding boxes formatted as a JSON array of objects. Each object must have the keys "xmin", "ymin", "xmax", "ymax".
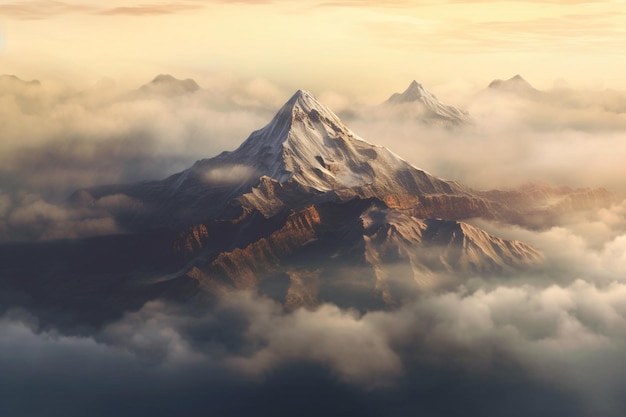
[{"xmin": 0, "ymin": 87, "xmax": 614, "ymax": 328}]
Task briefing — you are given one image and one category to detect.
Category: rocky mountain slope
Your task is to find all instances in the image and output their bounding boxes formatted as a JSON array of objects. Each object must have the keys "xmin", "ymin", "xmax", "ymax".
[{"xmin": 182, "ymin": 198, "xmax": 542, "ymax": 310}]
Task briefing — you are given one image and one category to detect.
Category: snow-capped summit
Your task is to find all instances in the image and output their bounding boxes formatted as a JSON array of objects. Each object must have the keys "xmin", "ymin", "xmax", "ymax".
[
  {"xmin": 216, "ymin": 89, "xmax": 367, "ymax": 186},
  {"xmin": 73, "ymin": 89, "xmax": 469, "ymax": 227},
  {"xmin": 190, "ymin": 89, "xmax": 463, "ymax": 197},
  {"xmin": 388, "ymin": 80, "xmax": 433, "ymax": 104},
  {"xmin": 385, "ymin": 80, "xmax": 470, "ymax": 125}
]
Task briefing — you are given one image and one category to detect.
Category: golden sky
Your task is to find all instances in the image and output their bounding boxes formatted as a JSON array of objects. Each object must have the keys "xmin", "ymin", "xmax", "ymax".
[{"xmin": 1, "ymin": 0, "xmax": 626, "ymax": 97}]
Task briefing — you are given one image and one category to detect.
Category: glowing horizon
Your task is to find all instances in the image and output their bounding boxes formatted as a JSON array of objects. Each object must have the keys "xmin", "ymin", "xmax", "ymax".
[{"xmin": 1, "ymin": 0, "xmax": 626, "ymax": 99}]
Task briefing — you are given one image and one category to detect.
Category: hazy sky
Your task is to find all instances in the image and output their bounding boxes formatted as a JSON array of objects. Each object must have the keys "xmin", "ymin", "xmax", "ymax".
[{"xmin": 1, "ymin": 0, "xmax": 626, "ymax": 97}]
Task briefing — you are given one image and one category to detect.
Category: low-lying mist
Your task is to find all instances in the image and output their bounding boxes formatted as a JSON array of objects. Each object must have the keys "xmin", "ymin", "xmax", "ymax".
[
  {"xmin": 2, "ymin": 246, "xmax": 626, "ymax": 415},
  {"xmin": 3, "ymin": 191, "xmax": 626, "ymax": 416}
]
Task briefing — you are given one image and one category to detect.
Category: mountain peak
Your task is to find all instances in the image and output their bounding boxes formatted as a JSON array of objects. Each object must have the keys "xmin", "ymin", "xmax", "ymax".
[
  {"xmin": 283, "ymin": 89, "xmax": 321, "ymax": 112},
  {"xmin": 388, "ymin": 80, "xmax": 429, "ymax": 103},
  {"xmin": 385, "ymin": 80, "xmax": 470, "ymax": 125},
  {"xmin": 488, "ymin": 74, "xmax": 537, "ymax": 94},
  {"xmin": 270, "ymin": 89, "xmax": 349, "ymax": 134},
  {"xmin": 291, "ymin": 89, "xmax": 314, "ymax": 100},
  {"xmin": 218, "ymin": 89, "xmax": 362, "ymax": 186},
  {"xmin": 151, "ymin": 74, "xmax": 177, "ymax": 84},
  {"xmin": 0, "ymin": 74, "xmax": 41, "ymax": 87},
  {"xmin": 141, "ymin": 74, "xmax": 200, "ymax": 94}
]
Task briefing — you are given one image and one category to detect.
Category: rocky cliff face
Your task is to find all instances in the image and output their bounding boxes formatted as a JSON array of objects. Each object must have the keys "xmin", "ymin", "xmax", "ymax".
[
  {"xmin": 178, "ymin": 199, "xmax": 543, "ymax": 310},
  {"xmin": 209, "ymin": 205, "xmax": 322, "ymax": 289}
]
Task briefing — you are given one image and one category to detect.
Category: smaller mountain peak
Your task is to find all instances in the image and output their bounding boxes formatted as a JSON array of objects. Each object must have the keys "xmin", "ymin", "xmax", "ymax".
[
  {"xmin": 388, "ymin": 80, "xmax": 430, "ymax": 104},
  {"xmin": 0, "ymin": 74, "xmax": 41, "ymax": 86},
  {"xmin": 488, "ymin": 74, "xmax": 536, "ymax": 93},
  {"xmin": 384, "ymin": 79, "xmax": 470, "ymax": 125},
  {"xmin": 408, "ymin": 80, "xmax": 422, "ymax": 89},
  {"xmin": 151, "ymin": 74, "xmax": 176, "ymax": 84},
  {"xmin": 142, "ymin": 74, "xmax": 200, "ymax": 94}
]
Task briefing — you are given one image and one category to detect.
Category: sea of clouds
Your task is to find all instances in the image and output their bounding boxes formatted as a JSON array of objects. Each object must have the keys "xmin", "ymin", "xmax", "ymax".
[{"xmin": 2, "ymin": 75, "xmax": 626, "ymax": 416}]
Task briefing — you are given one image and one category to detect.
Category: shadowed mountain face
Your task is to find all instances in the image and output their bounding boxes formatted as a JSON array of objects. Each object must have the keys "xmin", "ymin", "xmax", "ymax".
[
  {"xmin": 183, "ymin": 199, "xmax": 542, "ymax": 311},
  {"xmin": 0, "ymin": 89, "xmax": 614, "ymax": 327}
]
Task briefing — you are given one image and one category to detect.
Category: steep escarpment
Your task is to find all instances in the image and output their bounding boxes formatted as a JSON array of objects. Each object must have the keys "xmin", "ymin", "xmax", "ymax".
[{"xmin": 209, "ymin": 205, "xmax": 322, "ymax": 289}]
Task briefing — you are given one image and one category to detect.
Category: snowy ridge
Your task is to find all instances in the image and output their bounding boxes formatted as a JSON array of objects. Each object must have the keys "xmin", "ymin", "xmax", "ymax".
[
  {"xmin": 386, "ymin": 80, "xmax": 470, "ymax": 124},
  {"xmin": 191, "ymin": 90, "xmax": 463, "ymax": 194}
]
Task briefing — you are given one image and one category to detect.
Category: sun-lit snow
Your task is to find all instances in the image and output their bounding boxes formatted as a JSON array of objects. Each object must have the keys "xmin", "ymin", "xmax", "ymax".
[
  {"xmin": 190, "ymin": 89, "xmax": 465, "ymax": 196},
  {"xmin": 385, "ymin": 80, "xmax": 470, "ymax": 125}
]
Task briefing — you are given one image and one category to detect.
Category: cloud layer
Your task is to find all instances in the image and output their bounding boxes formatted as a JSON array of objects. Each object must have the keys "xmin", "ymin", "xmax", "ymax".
[
  {"xmin": 3, "ymin": 193, "xmax": 626, "ymax": 416},
  {"xmin": 2, "ymin": 75, "xmax": 626, "ymax": 416}
]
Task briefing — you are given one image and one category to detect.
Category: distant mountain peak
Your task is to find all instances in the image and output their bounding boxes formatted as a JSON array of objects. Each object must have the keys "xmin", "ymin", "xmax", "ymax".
[
  {"xmin": 388, "ymin": 80, "xmax": 429, "ymax": 103},
  {"xmin": 141, "ymin": 74, "xmax": 200, "ymax": 94},
  {"xmin": 385, "ymin": 80, "xmax": 470, "ymax": 125},
  {"xmin": 0, "ymin": 74, "xmax": 41, "ymax": 87},
  {"xmin": 488, "ymin": 74, "xmax": 538, "ymax": 94}
]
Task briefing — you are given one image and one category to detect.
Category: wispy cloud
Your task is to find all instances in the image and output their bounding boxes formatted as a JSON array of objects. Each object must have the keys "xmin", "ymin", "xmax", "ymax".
[
  {"xmin": 361, "ymin": 10, "xmax": 626, "ymax": 53},
  {"xmin": 0, "ymin": 0, "xmax": 207, "ymax": 19},
  {"xmin": 320, "ymin": 0, "xmax": 610, "ymax": 6},
  {"xmin": 0, "ymin": 1, "xmax": 93, "ymax": 20},
  {"xmin": 317, "ymin": 0, "xmax": 413, "ymax": 8},
  {"xmin": 0, "ymin": 0, "xmax": 282, "ymax": 20},
  {"xmin": 97, "ymin": 3, "xmax": 203, "ymax": 16}
]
